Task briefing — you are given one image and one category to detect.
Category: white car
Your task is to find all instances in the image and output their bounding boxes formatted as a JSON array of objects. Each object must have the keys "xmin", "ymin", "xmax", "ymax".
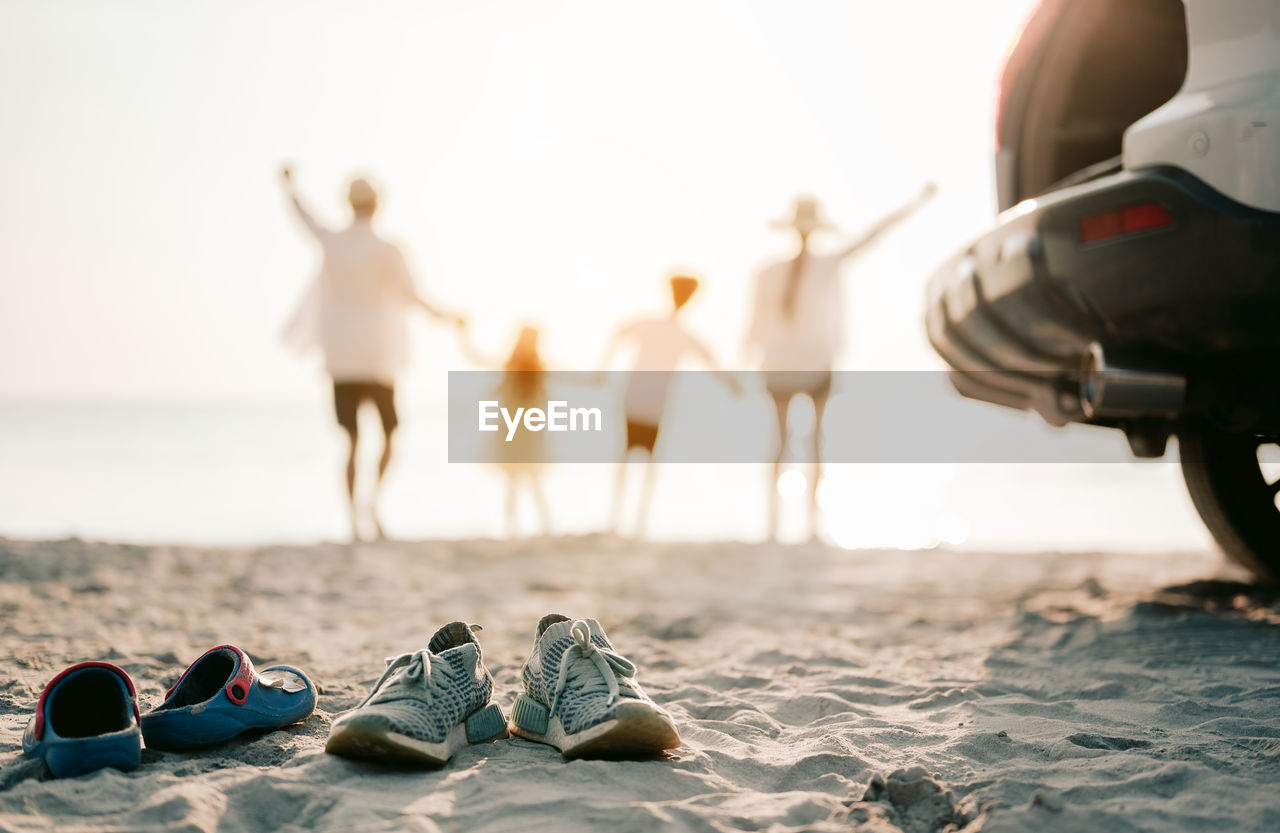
[{"xmin": 926, "ymin": 0, "xmax": 1280, "ymax": 581}]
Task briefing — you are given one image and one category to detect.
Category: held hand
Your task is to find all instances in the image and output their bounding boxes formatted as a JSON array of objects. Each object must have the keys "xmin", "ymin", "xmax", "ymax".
[
  {"xmin": 452, "ymin": 314, "xmax": 467, "ymax": 328},
  {"xmin": 281, "ymin": 166, "xmax": 294, "ymax": 187}
]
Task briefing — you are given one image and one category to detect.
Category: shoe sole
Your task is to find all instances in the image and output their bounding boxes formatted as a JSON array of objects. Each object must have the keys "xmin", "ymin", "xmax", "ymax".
[
  {"xmin": 509, "ymin": 696, "xmax": 680, "ymax": 758},
  {"xmin": 325, "ymin": 702, "xmax": 508, "ymax": 766}
]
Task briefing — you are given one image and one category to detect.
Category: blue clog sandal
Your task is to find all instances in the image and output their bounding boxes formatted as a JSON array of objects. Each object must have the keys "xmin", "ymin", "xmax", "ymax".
[
  {"xmin": 23, "ymin": 661, "xmax": 142, "ymax": 778},
  {"xmin": 141, "ymin": 645, "xmax": 317, "ymax": 750}
]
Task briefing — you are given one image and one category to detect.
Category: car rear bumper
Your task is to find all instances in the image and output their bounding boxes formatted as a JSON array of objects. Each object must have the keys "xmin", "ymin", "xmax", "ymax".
[{"xmin": 926, "ymin": 166, "xmax": 1280, "ymax": 427}]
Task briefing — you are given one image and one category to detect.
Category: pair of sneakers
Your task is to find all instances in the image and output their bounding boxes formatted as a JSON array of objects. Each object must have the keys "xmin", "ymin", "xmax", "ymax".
[
  {"xmin": 23, "ymin": 646, "xmax": 317, "ymax": 778},
  {"xmin": 326, "ymin": 615, "xmax": 680, "ymax": 765}
]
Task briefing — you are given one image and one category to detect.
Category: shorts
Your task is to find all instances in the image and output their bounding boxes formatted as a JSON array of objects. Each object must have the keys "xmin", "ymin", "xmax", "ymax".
[
  {"xmin": 333, "ymin": 382, "xmax": 398, "ymax": 435},
  {"xmin": 764, "ymin": 370, "xmax": 832, "ymax": 401},
  {"xmin": 625, "ymin": 420, "xmax": 660, "ymax": 453}
]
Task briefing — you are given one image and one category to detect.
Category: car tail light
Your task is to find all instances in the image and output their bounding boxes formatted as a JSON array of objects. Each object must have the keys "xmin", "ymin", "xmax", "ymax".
[{"xmin": 1079, "ymin": 203, "xmax": 1174, "ymax": 244}]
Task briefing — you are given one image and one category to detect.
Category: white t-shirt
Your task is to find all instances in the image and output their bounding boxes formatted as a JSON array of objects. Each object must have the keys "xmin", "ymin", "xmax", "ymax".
[
  {"xmin": 284, "ymin": 218, "xmax": 419, "ymax": 386},
  {"xmin": 615, "ymin": 316, "xmax": 713, "ymax": 426},
  {"xmin": 746, "ymin": 251, "xmax": 845, "ymax": 371}
]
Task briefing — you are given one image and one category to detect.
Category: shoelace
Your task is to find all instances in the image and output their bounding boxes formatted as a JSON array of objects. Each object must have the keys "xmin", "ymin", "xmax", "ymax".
[
  {"xmin": 548, "ymin": 620, "xmax": 637, "ymax": 718},
  {"xmin": 357, "ymin": 649, "xmax": 457, "ymax": 709}
]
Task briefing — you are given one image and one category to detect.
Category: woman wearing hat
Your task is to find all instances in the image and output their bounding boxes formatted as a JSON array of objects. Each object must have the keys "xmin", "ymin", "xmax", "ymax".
[{"xmin": 746, "ymin": 185, "xmax": 934, "ymax": 541}]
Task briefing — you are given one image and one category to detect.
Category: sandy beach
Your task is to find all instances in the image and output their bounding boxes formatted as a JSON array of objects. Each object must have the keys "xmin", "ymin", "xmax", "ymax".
[
  {"xmin": 1, "ymin": 536, "xmax": 1278, "ymax": 832},
  {"xmin": 10, "ymin": 0, "xmax": 1280, "ymax": 829}
]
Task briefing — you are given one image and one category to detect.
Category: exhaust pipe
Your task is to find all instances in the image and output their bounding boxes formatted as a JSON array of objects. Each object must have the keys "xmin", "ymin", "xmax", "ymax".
[{"xmin": 1080, "ymin": 342, "xmax": 1185, "ymax": 419}]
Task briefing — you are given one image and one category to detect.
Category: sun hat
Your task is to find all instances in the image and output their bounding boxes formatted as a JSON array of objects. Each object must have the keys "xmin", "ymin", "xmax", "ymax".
[{"xmin": 770, "ymin": 195, "xmax": 836, "ymax": 235}]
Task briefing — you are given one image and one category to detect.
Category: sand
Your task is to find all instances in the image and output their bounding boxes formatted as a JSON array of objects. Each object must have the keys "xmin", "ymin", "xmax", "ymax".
[{"xmin": 1, "ymin": 536, "xmax": 1279, "ymax": 832}]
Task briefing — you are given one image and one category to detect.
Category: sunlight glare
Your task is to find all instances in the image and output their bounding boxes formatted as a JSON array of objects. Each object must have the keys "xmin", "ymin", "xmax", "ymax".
[{"xmin": 777, "ymin": 469, "xmax": 807, "ymax": 500}]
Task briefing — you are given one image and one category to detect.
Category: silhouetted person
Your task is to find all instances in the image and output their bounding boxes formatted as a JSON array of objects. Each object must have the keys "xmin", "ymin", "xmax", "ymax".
[
  {"xmin": 746, "ymin": 186, "xmax": 934, "ymax": 541},
  {"xmin": 457, "ymin": 324, "xmax": 553, "ymax": 537},
  {"xmin": 600, "ymin": 274, "xmax": 737, "ymax": 537},
  {"xmin": 281, "ymin": 167, "xmax": 462, "ymax": 541}
]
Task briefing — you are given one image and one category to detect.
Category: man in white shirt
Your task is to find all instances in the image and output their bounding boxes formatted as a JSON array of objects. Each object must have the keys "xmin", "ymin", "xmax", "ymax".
[
  {"xmin": 746, "ymin": 186, "xmax": 934, "ymax": 541},
  {"xmin": 282, "ymin": 169, "xmax": 462, "ymax": 540},
  {"xmin": 601, "ymin": 275, "xmax": 737, "ymax": 537}
]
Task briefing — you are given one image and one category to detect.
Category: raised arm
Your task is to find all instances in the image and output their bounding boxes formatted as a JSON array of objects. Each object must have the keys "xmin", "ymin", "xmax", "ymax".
[
  {"xmin": 837, "ymin": 182, "xmax": 937, "ymax": 262},
  {"xmin": 281, "ymin": 166, "xmax": 330, "ymax": 240}
]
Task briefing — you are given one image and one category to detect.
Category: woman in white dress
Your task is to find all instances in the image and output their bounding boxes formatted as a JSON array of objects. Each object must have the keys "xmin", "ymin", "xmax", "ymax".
[{"xmin": 746, "ymin": 186, "xmax": 934, "ymax": 541}]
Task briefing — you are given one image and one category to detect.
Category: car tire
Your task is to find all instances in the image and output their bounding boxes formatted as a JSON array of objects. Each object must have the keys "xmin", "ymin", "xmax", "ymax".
[{"xmin": 1179, "ymin": 424, "xmax": 1280, "ymax": 584}]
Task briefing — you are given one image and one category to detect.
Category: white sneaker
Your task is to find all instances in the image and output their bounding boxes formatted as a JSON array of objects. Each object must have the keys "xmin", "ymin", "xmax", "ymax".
[{"xmin": 510, "ymin": 615, "xmax": 680, "ymax": 758}]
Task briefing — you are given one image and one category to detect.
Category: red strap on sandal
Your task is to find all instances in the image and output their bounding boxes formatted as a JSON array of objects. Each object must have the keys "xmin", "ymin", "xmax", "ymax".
[{"xmin": 163, "ymin": 645, "xmax": 255, "ymax": 706}]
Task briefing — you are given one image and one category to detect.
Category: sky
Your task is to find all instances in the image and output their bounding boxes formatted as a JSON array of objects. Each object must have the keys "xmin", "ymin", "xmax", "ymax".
[
  {"xmin": 0, "ymin": 0, "xmax": 1219, "ymax": 552},
  {"xmin": 0, "ymin": 0, "xmax": 1038, "ymax": 403}
]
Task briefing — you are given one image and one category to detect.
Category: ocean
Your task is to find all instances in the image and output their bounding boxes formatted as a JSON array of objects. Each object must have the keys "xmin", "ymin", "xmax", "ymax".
[{"xmin": 0, "ymin": 397, "xmax": 1214, "ymax": 552}]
